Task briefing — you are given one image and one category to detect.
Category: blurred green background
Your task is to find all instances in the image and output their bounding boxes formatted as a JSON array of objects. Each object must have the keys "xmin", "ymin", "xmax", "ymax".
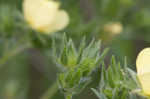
[{"xmin": 0, "ymin": 0, "xmax": 150, "ymax": 99}]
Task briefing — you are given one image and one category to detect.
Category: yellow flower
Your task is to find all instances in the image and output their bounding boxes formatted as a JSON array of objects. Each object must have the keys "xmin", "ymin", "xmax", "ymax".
[
  {"xmin": 23, "ymin": 0, "xmax": 69, "ymax": 34},
  {"xmin": 104, "ymin": 22, "xmax": 123, "ymax": 35},
  {"xmin": 136, "ymin": 48, "xmax": 150, "ymax": 95}
]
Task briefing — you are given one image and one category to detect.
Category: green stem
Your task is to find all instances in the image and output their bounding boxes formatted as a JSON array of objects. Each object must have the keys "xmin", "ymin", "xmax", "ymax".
[
  {"xmin": 40, "ymin": 81, "xmax": 58, "ymax": 99},
  {"xmin": 65, "ymin": 94, "xmax": 72, "ymax": 99},
  {"xmin": 0, "ymin": 43, "xmax": 31, "ymax": 67}
]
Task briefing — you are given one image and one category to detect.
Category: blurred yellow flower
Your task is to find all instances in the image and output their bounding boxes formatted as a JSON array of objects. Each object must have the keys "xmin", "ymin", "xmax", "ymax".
[
  {"xmin": 104, "ymin": 22, "xmax": 123, "ymax": 35},
  {"xmin": 136, "ymin": 48, "xmax": 150, "ymax": 95},
  {"xmin": 23, "ymin": 0, "xmax": 69, "ymax": 34}
]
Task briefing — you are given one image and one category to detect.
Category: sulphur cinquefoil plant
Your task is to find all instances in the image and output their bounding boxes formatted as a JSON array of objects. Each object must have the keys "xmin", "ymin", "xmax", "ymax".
[
  {"xmin": 92, "ymin": 56, "xmax": 148, "ymax": 99},
  {"xmin": 52, "ymin": 35, "xmax": 109, "ymax": 99}
]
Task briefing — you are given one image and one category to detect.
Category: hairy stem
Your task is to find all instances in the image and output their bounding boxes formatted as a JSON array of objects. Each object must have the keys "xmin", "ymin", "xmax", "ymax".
[{"xmin": 40, "ymin": 81, "xmax": 58, "ymax": 99}]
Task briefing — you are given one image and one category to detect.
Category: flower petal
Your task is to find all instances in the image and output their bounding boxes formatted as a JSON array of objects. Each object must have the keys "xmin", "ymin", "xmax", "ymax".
[
  {"xmin": 136, "ymin": 48, "xmax": 150, "ymax": 75},
  {"xmin": 23, "ymin": 0, "xmax": 59, "ymax": 32},
  {"xmin": 138, "ymin": 73, "xmax": 150, "ymax": 95},
  {"xmin": 46, "ymin": 10, "xmax": 69, "ymax": 33}
]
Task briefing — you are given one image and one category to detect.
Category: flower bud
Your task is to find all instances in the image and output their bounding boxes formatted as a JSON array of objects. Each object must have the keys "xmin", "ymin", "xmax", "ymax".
[{"xmin": 104, "ymin": 22, "xmax": 123, "ymax": 35}]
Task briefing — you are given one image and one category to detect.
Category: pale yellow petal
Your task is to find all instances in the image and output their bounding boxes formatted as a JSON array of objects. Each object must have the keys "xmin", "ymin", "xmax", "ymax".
[
  {"xmin": 23, "ymin": 0, "xmax": 59, "ymax": 32},
  {"xmin": 52, "ymin": 10, "xmax": 69, "ymax": 31},
  {"xmin": 23, "ymin": 0, "xmax": 40, "ymax": 23},
  {"xmin": 33, "ymin": 1, "xmax": 59, "ymax": 27},
  {"xmin": 30, "ymin": 10, "xmax": 69, "ymax": 33},
  {"xmin": 138, "ymin": 73, "xmax": 150, "ymax": 95},
  {"xmin": 45, "ymin": 10, "xmax": 69, "ymax": 33},
  {"xmin": 23, "ymin": 0, "xmax": 69, "ymax": 33},
  {"xmin": 136, "ymin": 48, "xmax": 150, "ymax": 75}
]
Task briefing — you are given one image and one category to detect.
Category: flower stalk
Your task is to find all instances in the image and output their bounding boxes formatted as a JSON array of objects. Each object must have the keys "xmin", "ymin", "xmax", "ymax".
[{"xmin": 40, "ymin": 81, "xmax": 58, "ymax": 99}]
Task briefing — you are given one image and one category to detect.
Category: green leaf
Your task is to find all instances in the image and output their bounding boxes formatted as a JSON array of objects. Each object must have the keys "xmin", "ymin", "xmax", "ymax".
[
  {"xmin": 95, "ymin": 48, "xmax": 109, "ymax": 66},
  {"xmin": 60, "ymin": 45, "xmax": 68, "ymax": 65},
  {"xmin": 127, "ymin": 68, "xmax": 141, "ymax": 88},
  {"xmin": 77, "ymin": 36, "xmax": 86, "ymax": 64},
  {"xmin": 99, "ymin": 63, "xmax": 106, "ymax": 90},
  {"xmin": 91, "ymin": 88, "xmax": 107, "ymax": 99}
]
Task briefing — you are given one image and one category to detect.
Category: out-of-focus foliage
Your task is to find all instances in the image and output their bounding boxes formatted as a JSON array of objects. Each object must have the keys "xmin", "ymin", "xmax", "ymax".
[{"xmin": 0, "ymin": 0, "xmax": 150, "ymax": 99}]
